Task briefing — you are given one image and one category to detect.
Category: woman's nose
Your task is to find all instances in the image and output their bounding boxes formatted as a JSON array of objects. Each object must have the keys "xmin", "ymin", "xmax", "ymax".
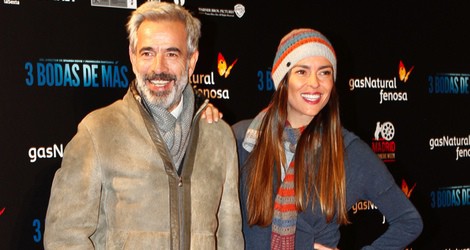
[{"xmin": 306, "ymin": 75, "xmax": 320, "ymax": 88}]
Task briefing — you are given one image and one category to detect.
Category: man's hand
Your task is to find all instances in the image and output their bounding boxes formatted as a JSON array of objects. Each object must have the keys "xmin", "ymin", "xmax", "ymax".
[
  {"xmin": 314, "ymin": 243, "xmax": 339, "ymax": 250},
  {"xmin": 201, "ymin": 103, "xmax": 223, "ymax": 123}
]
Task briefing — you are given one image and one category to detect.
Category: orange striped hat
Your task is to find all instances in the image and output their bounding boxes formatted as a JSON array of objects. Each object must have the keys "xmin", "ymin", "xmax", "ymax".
[{"xmin": 271, "ymin": 28, "xmax": 336, "ymax": 89}]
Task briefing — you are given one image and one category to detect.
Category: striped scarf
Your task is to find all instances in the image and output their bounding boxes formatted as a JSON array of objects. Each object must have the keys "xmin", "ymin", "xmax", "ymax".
[
  {"xmin": 242, "ymin": 110, "xmax": 304, "ymax": 249},
  {"xmin": 271, "ymin": 124, "xmax": 304, "ymax": 250},
  {"xmin": 271, "ymin": 160, "xmax": 297, "ymax": 250}
]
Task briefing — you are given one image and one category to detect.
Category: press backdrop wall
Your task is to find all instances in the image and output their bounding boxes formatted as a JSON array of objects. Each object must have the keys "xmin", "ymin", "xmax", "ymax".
[{"xmin": 1, "ymin": 1, "xmax": 469, "ymax": 249}]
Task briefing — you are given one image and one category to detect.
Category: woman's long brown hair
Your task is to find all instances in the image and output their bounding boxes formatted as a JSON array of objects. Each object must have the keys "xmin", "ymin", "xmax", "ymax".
[{"xmin": 246, "ymin": 76, "xmax": 348, "ymax": 226}]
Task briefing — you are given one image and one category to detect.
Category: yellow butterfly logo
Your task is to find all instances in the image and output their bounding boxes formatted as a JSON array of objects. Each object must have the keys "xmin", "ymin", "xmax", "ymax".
[
  {"xmin": 217, "ymin": 52, "xmax": 238, "ymax": 78},
  {"xmin": 398, "ymin": 60, "xmax": 414, "ymax": 82},
  {"xmin": 401, "ymin": 179, "xmax": 416, "ymax": 198}
]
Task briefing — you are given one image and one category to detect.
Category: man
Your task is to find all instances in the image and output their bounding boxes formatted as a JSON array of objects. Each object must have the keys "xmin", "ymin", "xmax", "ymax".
[{"xmin": 44, "ymin": 2, "xmax": 243, "ymax": 249}]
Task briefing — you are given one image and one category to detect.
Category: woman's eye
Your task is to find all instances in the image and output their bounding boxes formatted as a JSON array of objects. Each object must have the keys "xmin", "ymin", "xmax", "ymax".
[{"xmin": 318, "ymin": 70, "xmax": 332, "ymax": 76}]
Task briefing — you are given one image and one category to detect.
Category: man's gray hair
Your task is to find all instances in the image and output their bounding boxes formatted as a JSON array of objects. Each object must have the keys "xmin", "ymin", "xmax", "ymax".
[{"xmin": 127, "ymin": 1, "xmax": 201, "ymax": 56}]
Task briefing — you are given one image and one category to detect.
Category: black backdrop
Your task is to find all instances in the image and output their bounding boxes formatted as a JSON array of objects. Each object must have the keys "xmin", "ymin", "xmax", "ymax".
[{"xmin": 1, "ymin": 1, "xmax": 469, "ymax": 249}]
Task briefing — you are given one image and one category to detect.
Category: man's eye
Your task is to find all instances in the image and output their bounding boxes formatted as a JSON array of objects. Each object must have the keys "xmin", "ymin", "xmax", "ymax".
[
  {"xmin": 167, "ymin": 52, "xmax": 179, "ymax": 58},
  {"xmin": 141, "ymin": 51, "xmax": 153, "ymax": 57}
]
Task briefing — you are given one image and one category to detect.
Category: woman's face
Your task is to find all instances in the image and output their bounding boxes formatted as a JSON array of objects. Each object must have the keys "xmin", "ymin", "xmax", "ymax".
[{"xmin": 286, "ymin": 56, "xmax": 334, "ymax": 128}]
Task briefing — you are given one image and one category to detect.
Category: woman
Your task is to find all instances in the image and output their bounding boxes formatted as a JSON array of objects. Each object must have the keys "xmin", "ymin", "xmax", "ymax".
[{"xmin": 233, "ymin": 28, "xmax": 423, "ymax": 250}]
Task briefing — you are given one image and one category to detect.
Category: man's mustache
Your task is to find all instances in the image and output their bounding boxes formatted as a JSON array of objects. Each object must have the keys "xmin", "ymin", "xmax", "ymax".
[{"xmin": 145, "ymin": 73, "xmax": 177, "ymax": 82}]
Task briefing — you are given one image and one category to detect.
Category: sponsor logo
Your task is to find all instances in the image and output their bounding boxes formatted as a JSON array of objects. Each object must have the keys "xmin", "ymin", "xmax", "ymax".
[
  {"xmin": 24, "ymin": 58, "xmax": 129, "ymax": 89},
  {"xmin": 91, "ymin": 0, "xmax": 136, "ymax": 9},
  {"xmin": 430, "ymin": 185, "xmax": 470, "ymax": 209},
  {"xmin": 234, "ymin": 4, "xmax": 245, "ymax": 18},
  {"xmin": 427, "ymin": 73, "xmax": 470, "ymax": 95},
  {"xmin": 351, "ymin": 200, "xmax": 385, "ymax": 224},
  {"xmin": 429, "ymin": 134, "xmax": 470, "ymax": 161},
  {"xmin": 190, "ymin": 52, "xmax": 235, "ymax": 99},
  {"xmin": 217, "ymin": 52, "xmax": 237, "ymax": 78},
  {"xmin": 402, "ymin": 179, "xmax": 416, "ymax": 198},
  {"xmin": 351, "ymin": 200, "xmax": 378, "ymax": 214},
  {"xmin": 371, "ymin": 121, "xmax": 396, "ymax": 162},
  {"xmin": 191, "ymin": 74, "xmax": 230, "ymax": 99},
  {"xmin": 349, "ymin": 60, "xmax": 412, "ymax": 104},
  {"xmin": 28, "ymin": 144, "xmax": 64, "ymax": 163},
  {"xmin": 198, "ymin": 4, "xmax": 246, "ymax": 18},
  {"xmin": 352, "ymin": 179, "xmax": 416, "ymax": 225},
  {"xmin": 173, "ymin": 0, "xmax": 185, "ymax": 6},
  {"xmin": 3, "ymin": 0, "xmax": 20, "ymax": 4},
  {"xmin": 398, "ymin": 60, "xmax": 414, "ymax": 83}
]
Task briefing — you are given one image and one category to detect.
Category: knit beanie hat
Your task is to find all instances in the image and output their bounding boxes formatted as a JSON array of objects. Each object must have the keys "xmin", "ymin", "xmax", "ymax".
[{"xmin": 271, "ymin": 28, "xmax": 336, "ymax": 90}]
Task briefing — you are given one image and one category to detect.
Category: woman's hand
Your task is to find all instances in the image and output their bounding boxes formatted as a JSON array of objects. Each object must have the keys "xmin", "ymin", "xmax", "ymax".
[
  {"xmin": 201, "ymin": 103, "xmax": 223, "ymax": 123},
  {"xmin": 314, "ymin": 243, "xmax": 339, "ymax": 250}
]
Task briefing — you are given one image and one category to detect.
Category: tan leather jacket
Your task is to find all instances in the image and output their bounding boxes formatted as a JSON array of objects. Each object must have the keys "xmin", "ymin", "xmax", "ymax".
[{"xmin": 44, "ymin": 85, "xmax": 243, "ymax": 250}]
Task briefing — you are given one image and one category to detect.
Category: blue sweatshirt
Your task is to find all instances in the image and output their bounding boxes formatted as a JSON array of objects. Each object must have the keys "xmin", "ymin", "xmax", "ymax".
[{"xmin": 232, "ymin": 119, "xmax": 423, "ymax": 250}]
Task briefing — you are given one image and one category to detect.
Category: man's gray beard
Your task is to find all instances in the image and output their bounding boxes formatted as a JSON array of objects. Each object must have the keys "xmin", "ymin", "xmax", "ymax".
[{"xmin": 135, "ymin": 70, "xmax": 189, "ymax": 110}]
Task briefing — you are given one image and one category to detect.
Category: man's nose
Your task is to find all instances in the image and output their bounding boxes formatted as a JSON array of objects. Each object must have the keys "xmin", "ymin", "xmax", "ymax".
[{"xmin": 152, "ymin": 54, "xmax": 168, "ymax": 73}]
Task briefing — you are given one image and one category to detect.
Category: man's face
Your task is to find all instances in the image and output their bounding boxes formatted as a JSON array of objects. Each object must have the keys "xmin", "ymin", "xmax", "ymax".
[{"xmin": 129, "ymin": 20, "xmax": 198, "ymax": 111}]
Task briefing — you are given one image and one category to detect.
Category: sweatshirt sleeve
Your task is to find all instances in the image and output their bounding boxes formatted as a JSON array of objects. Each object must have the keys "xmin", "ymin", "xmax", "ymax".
[
  {"xmin": 44, "ymin": 122, "xmax": 101, "ymax": 250},
  {"xmin": 345, "ymin": 134, "xmax": 423, "ymax": 250},
  {"xmin": 217, "ymin": 123, "xmax": 244, "ymax": 250}
]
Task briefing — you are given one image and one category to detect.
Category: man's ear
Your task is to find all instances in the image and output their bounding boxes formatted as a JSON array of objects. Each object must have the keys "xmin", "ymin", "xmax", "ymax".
[{"xmin": 188, "ymin": 50, "xmax": 199, "ymax": 76}]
